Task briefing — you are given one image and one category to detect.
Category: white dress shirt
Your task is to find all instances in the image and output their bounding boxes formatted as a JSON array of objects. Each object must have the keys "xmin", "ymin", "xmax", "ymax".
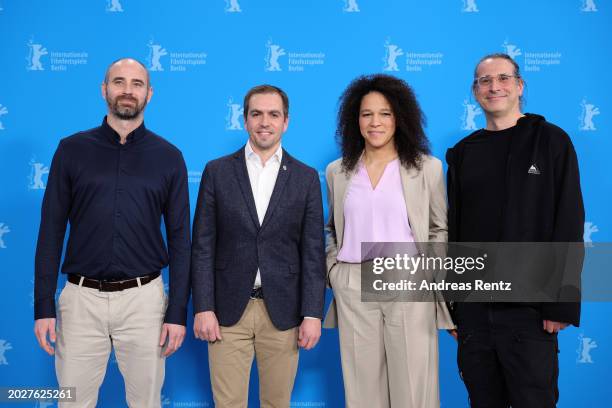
[{"xmin": 245, "ymin": 141, "xmax": 282, "ymax": 288}]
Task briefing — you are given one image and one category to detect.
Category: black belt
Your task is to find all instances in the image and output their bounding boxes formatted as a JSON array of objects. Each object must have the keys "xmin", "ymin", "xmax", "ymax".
[
  {"xmin": 250, "ymin": 287, "xmax": 264, "ymax": 299},
  {"xmin": 67, "ymin": 272, "xmax": 160, "ymax": 292}
]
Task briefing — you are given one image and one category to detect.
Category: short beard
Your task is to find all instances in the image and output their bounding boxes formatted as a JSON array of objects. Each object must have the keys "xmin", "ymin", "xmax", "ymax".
[
  {"xmin": 112, "ymin": 103, "xmax": 141, "ymax": 120},
  {"xmin": 106, "ymin": 92, "xmax": 148, "ymax": 120}
]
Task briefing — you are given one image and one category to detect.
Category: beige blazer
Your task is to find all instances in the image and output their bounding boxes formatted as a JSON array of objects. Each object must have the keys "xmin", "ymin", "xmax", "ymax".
[{"xmin": 323, "ymin": 155, "xmax": 455, "ymax": 329}]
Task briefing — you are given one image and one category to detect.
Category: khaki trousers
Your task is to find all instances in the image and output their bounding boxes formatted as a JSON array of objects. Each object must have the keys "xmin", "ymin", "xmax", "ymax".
[
  {"xmin": 208, "ymin": 299, "xmax": 299, "ymax": 408},
  {"xmin": 330, "ymin": 262, "xmax": 441, "ymax": 408},
  {"xmin": 55, "ymin": 276, "xmax": 167, "ymax": 408}
]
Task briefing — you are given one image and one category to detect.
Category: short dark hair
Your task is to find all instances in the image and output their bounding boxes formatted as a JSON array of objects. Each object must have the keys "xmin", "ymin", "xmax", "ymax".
[
  {"xmin": 472, "ymin": 53, "xmax": 525, "ymax": 106},
  {"xmin": 336, "ymin": 74, "xmax": 431, "ymax": 173},
  {"xmin": 103, "ymin": 58, "xmax": 150, "ymax": 87},
  {"xmin": 243, "ymin": 84, "xmax": 289, "ymax": 118}
]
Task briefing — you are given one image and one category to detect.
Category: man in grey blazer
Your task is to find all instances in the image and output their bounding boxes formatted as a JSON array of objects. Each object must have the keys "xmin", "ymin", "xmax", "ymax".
[{"xmin": 191, "ymin": 84, "xmax": 326, "ymax": 408}]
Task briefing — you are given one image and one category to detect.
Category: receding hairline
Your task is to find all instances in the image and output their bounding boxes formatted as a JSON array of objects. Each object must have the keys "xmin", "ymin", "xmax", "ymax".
[
  {"xmin": 473, "ymin": 53, "xmax": 521, "ymax": 80},
  {"xmin": 476, "ymin": 57, "xmax": 514, "ymax": 73},
  {"xmin": 103, "ymin": 58, "xmax": 150, "ymax": 86}
]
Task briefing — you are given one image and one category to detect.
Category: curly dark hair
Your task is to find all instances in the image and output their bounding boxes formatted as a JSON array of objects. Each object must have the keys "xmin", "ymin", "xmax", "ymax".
[{"xmin": 336, "ymin": 74, "xmax": 430, "ymax": 172}]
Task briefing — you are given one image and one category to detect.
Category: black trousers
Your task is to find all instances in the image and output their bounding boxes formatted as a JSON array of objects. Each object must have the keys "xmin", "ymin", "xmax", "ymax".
[{"xmin": 455, "ymin": 303, "xmax": 559, "ymax": 408}]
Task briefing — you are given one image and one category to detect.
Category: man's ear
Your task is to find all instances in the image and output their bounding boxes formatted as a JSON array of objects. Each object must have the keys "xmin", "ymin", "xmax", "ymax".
[{"xmin": 146, "ymin": 86, "xmax": 153, "ymax": 104}]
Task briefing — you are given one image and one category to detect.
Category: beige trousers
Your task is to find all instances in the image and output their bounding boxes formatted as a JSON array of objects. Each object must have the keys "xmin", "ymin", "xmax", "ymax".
[
  {"xmin": 330, "ymin": 262, "xmax": 441, "ymax": 408},
  {"xmin": 55, "ymin": 276, "xmax": 167, "ymax": 408},
  {"xmin": 208, "ymin": 299, "xmax": 299, "ymax": 408}
]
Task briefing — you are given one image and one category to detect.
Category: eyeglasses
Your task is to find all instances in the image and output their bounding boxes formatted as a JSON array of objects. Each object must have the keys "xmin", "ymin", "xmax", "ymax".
[{"xmin": 474, "ymin": 74, "xmax": 520, "ymax": 87}]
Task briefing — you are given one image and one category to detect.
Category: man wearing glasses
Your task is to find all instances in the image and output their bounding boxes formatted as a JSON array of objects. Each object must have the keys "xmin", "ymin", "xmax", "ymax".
[{"xmin": 446, "ymin": 53, "xmax": 584, "ymax": 407}]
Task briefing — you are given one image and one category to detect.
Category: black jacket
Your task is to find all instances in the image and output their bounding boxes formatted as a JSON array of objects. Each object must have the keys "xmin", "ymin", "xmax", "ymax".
[{"xmin": 446, "ymin": 114, "xmax": 584, "ymax": 326}]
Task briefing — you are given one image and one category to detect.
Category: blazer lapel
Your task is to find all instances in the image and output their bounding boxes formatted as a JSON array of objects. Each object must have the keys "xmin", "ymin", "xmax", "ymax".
[
  {"xmin": 232, "ymin": 148, "xmax": 260, "ymax": 229},
  {"xmin": 332, "ymin": 164, "xmax": 354, "ymax": 250},
  {"xmin": 260, "ymin": 150, "xmax": 291, "ymax": 231},
  {"xmin": 399, "ymin": 165, "xmax": 426, "ymax": 242}
]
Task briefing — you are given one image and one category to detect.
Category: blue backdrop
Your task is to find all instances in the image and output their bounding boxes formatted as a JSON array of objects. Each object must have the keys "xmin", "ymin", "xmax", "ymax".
[{"xmin": 0, "ymin": 0, "xmax": 610, "ymax": 407}]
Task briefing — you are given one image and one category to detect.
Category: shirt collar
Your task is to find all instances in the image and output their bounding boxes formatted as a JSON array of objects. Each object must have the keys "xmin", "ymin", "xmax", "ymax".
[
  {"xmin": 101, "ymin": 116, "xmax": 147, "ymax": 145},
  {"xmin": 245, "ymin": 141, "xmax": 283, "ymax": 165}
]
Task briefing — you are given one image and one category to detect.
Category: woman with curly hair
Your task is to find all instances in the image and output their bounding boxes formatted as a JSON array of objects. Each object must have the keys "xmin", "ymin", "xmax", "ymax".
[{"xmin": 323, "ymin": 74, "xmax": 454, "ymax": 407}]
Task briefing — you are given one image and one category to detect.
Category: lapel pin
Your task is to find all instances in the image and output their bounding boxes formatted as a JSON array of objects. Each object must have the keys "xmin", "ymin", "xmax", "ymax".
[{"xmin": 282, "ymin": 165, "xmax": 287, "ymax": 171}]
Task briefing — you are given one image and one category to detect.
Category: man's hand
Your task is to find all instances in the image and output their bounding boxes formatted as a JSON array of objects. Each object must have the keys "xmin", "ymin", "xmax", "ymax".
[
  {"xmin": 543, "ymin": 320, "xmax": 569, "ymax": 334},
  {"xmin": 298, "ymin": 318, "xmax": 321, "ymax": 350},
  {"xmin": 194, "ymin": 311, "xmax": 222, "ymax": 342},
  {"xmin": 447, "ymin": 329, "xmax": 458, "ymax": 341},
  {"xmin": 159, "ymin": 323, "xmax": 186, "ymax": 357},
  {"xmin": 34, "ymin": 318, "xmax": 56, "ymax": 355}
]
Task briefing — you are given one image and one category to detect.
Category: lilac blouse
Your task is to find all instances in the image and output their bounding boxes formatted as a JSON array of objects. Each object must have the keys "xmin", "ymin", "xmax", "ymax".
[{"xmin": 337, "ymin": 159, "xmax": 415, "ymax": 263}]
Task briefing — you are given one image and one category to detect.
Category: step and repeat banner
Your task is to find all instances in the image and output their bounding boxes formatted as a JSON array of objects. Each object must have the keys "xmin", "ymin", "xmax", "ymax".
[{"xmin": 0, "ymin": 0, "xmax": 610, "ymax": 406}]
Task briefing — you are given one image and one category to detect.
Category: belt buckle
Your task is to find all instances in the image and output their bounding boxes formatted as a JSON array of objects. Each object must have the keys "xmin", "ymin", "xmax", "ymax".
[
  {"xmin": 99, "ymin": 280, "xmax": 111, "ymax": 292},
  {"xmin": 99, "ymin": 279, "xmax": 122, "ymax": 292},
  {"xmin": 250, "ymin": 287, "xmax": 263, "ymax": 299}
]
